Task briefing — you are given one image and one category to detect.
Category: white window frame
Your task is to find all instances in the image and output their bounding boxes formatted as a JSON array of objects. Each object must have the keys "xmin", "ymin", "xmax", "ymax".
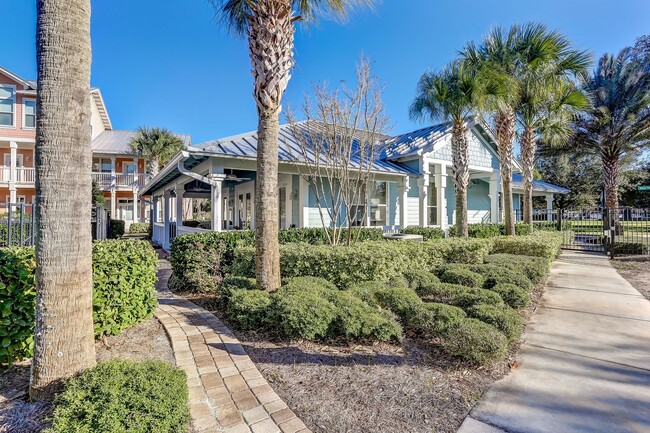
[
  {"xmin": 5, "ymin": 195, "xmax": 26, "ymax": 204},
  {"xmin": 368, "ymin": 181, "xmax": 388, "ymax": 228},
  {"xmin": 3, "ymin": 153, "xmax": 24, "ymax": 167},
  {"xmin": 22, "ymin": 98, "xmax": 36, "ymax": 130},
  {"xmin": 0, "ymin": 84, "xmax": 16, "ymax": 128}
]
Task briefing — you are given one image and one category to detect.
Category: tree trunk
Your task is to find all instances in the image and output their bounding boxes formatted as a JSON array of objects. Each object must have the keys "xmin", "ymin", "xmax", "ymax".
[
  {"xmin": 495, "ymin": 109, "xmax": 516, "ymax": 235},
  {"xmin": 520, "ymin": 127, "xmax": 535, "ymax": 226},
  {"xmin": 147, "ymin": 156, "xmax": 159, "ymax": 178},
  {"xmin": 602, "ymin": 152, "xmax": 622, "ymax": 234},
  {"xmin": 248, "ymin": 0, "xmax": 294, "ymax": 291},
  {"xmin": 30, "ymin": 0, "xmax": 96, "ymax": 400},
  {"xmin": 451, "ymin": 119, "xmax": 470, "ymax": 237}
]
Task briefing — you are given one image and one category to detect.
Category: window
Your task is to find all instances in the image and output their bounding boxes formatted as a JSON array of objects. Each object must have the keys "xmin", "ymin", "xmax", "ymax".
[
  {"xmin": 23, "ymin": 99, "xmax": 35, "ymax": 128},
  {"xmin": 3, "ymin": 154, "xmax": 24, "ymax": 167},
  {"xmin": 427, "ymin": 183, "xmax": 438, "ymax": 226},
  {"xmin": 92, "ymin": 158, "xmax": 112, "ymax": 173},
  {"xmin": 124, "ymin": 163, "xmax": 137, "ymax": 174},
  {"xmin": 0, "ymin": 85, "xmax": 15, "ymax": 127},
  {"xmin": 369, "ymin": 181, "xmax": 387, "ymax": 227}
]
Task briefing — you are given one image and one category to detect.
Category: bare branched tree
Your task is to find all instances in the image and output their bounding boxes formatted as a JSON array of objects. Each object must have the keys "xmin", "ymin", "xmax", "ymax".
[{"xmin": 287, "ymin": 59, "xmax": 390, "ymax": 245}]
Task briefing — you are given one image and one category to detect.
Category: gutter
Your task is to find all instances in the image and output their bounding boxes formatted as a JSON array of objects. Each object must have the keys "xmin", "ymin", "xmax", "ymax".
[{"xmin": 176, "ymin": 151, "xmax": 223, "ymax": 187}]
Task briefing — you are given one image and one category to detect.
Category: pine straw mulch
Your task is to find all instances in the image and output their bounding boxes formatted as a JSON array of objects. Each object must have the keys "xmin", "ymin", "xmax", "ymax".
[
  {"xmin": 179, "ymin": 279, "xmax": 546, "ymax": 433},
  {"xmin": 0, "ymin": 317, "xmax": 174, "ymax": 433},
  {"xmin": 610, "ymin": 255, "xmax": 650, "ymax": 301}
]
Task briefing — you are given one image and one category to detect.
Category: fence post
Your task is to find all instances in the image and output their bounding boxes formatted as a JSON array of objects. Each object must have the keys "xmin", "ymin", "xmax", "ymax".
[
  {"xmin": 556, "ymin": 208, "xmax": 562, "ymax": 232},
  {"xmin": 7, "ymin": 203, "xmax": 12, "ymax": 246},
  {"xmin": 19, "ymin": 203, "xmax": 24, "ymax": 246}
]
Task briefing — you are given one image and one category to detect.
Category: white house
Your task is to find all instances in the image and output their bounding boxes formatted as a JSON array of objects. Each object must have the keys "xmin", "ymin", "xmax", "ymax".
[{"xmin": 140, "ymin": 118, "xmax": 568, "ymax": 249}]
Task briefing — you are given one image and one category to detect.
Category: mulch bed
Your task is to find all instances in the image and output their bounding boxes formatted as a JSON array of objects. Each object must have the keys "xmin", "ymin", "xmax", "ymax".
[
  {"xmin": 0, "ymin": 317, "xmax": 174, "ymax": 433},
  {"xmin": 611, "ymin": 256, "xmax": 650, "ymax": 300},
  {"xmin": 179, "ymin": 279, "xmax": 547, "ymax": 433}
]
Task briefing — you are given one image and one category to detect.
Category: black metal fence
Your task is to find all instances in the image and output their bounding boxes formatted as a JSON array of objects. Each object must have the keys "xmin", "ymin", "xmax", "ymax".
[{"xmin": 0, "ymin": 203, "xmax": 35, "ymax": 247}]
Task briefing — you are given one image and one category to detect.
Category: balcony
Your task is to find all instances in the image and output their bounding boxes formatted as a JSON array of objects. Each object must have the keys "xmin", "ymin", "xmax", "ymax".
[
  {"xmin": 92, "ymin": 172, "xmax": 150, "ymax": 190},
  {"xmin": 0, "ymin": 166, "xmax": 36, "ymax": 184}
]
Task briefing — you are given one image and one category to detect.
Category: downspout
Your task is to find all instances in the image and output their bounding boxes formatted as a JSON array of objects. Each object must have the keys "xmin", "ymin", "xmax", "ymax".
[{"xmin": 177, "ymin": 151, "xmax": 222, "ymax": 187}]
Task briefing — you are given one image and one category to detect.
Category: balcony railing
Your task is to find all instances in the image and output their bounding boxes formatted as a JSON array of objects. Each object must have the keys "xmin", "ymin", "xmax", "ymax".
[
  {"xmin": 0, "ymin": 166, "xmax": 36, "ymax": 184},
  {"xmin": 92, "ymin": 172, "xmax": 150, "ymax": 189}
]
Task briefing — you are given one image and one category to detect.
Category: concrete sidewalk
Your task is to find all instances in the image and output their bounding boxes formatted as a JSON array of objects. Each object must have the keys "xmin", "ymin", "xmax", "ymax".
[{"xmin": 458, "ymin": 250, "xmax": 650, "ymax": 433}]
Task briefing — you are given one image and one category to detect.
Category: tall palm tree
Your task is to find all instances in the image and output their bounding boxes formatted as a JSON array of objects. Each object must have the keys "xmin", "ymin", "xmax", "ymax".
[
  {"xmin": 516, "ymin": 28, "xmax": 591, "ymax": 225},
  {"xmin": 410, "ymin": 61, "xmax": 477, "ymax": 237},
  {"xmin": 211, "ymin": 0, "xmax": 372, "ymax": 291},
  {"xmin": 30, "ymin": 0, "xmax": 96, "ymax": 399},
  {"xmin": 573, "ymin": 48, "xmax": 650, "ymax": 224},
  {"xmin": 462, "ymin": 23, "xmax": 588, "ymax": 234},
  {"xmin": 129, "ymin": 126, "xmax": 185, "ymax": 177}
]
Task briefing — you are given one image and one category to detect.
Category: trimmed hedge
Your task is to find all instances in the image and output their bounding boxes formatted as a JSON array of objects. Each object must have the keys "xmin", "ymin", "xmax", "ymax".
[
  {"xmin": 399, "ymin": 226, "xmax": 444, "ymax": 240},
  {"xmin": 484, "ymin": 254, "xmax": 549, "ymax": 284},
  {"xmin": 129, "ymin": 222, "xmax": 151, "ymax": 234},
  {"xmin": 0, "ymin": 248, "xmax": 36, "ymax": 365},
  {"xmin": 92, "ymin": 240, "xmax": 159, "ymax": 337},
  {"xmin": 403, "ymin": 270, "xmax": 439, "ymax": 292},
  {"xmin": 468, "ymin": 264, "xmax": 532, "ymax": 292},
  {"xmin": 226, "ymin": 289, "xmax": 271, "ymax": 330},
  {"xmin": 270, "ymin": 286, "xmax": 338, "ymax": 340},
  {"xmin": 466, "ymin": 304, "xmax": 522, "ymax": 342},
  {"xmin": 109, "ymin": 219, "xmax": 125, "ymax": 239},
  {"xmin": 444, "ymin": 318, "xmax": 508, "ymax": 364},
  {"xmin": 491, "ymin": 232, "xmax": 563, "ymax": 260},
  {"xmin": 440, "ymin": 268, "xmax": 484, "ymax": 288},
  {"xmin": 0, "ymin": 240, "xmax": 158, "ymax": 365},
  {"xmin": 450, "ymin": 223, "xmax": 533, "ymax": 238},
  {"xmin": 409, "ymin": 302, "xmax": 466, "ymax": 335},
  {"xmin": 489, "ymin": 283, "xmax": 530, "ymax": 309},
  {"xmin": 49, "ymin": 359, "xmax": 189, "ymax": 433},
  {"xmin": 418, "ymin": 283, "xmax": 504, "ymax": 308},
  {"xmin": 326, "ymin": 290, "xmax": 402, "ymax": 341}
]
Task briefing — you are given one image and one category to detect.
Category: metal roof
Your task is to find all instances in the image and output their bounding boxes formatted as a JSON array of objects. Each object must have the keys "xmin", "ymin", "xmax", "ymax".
[
  {"xmin": 385, "ymin": 122, "xmax": 452, "ymax": 159},
  {"xmin": 195, "ymin": 122, "xmax": 415, "ymax": 175},
  {"xmin": 512, "ymin": 173, "xmax": 570, "ymax": 194},
  {"xmin": 92, "ymin": 130, "xmax": 192, "ymax": 155}
]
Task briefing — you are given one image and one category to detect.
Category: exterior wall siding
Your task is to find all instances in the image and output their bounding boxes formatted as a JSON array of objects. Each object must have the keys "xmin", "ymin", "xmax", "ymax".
[{"xmin": 428, "ymin": 129, "xmax": 498, "ymax": 169}]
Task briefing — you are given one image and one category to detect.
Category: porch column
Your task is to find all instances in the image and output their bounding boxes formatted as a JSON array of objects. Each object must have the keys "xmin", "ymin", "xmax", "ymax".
[
  {"xmin": 418, "ymin": 175, "xmax": 429, "ymax": 227},
  {"xmin": 110, "ymin": 155, "xmax": 117, "ymax": 217},
  {"xmin": 546, "ymin": 194, "xmax": 554, "ymax": 221},
  {"xmin": 210, "ymin": 178, "xmax": 224, "ymax": 232},
  {"xmin": 175, "ymin": 185, "xmax": 184, "ymax": 232},
  {"xmin": 397, "ymin": 175, "xmax": 410, "ymax": 228},
  {"xmin": 163, "ymin": 190, "xmax": 171, "ymax": 249},
  {"xmin": 132, "ymin": 188, "xmax": 139, "ymax": 224},
  {"xmin": 435, "ymin": 165, "xmax": 448, "ymax": 230},
  {"xmin": 9, "ymin": 141, "xmax": 17, "ymax": 204},
  {"xmin": 152, "ymin": 195, "xmax": 158, "ymax": 224},
  {"xmin": 299, "ymin": 177, "xmax": 310, "ymax": 228},
  {"xmin": 489, "ymin": 170, "xmax": 501, "ymax": 224}
]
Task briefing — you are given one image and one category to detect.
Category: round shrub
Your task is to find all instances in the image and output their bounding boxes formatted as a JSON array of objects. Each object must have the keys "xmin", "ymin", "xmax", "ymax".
[
  {"xmin": 415, "ymin": 282, "xmax": 467, "ymax": 303},
  {"xmin": 468, "ymin": 264, "xmax": 532, "ymax": 292},
  {"xmin": 227, "ymin": 289, "xmax": 272, "ymax": 330},
  {"xmin": 440, "ymin": 268, "xmax": 484, "ymax": 288},
  {"xmin": 489, "ymin": 283, "xmax": 530, "ymax": 309},
  {"xmin": 484, "ymin": 254, "xmax": 549, "ymax": 284},
  {"xmin": 347, "ymin": 280, "xmax": 385, "ymax": 305},
  {"xmin": 403, "ymin": 270, "xmax": 440, "ymax": 291},
  {"xmin": 49, "ymin": 359, "xmax": 189, "ymax": 433},
  {"xmin": 283, "ymin": 276, "xmax": 338, "ymax": 291},
  {"xmin": 92, "ymin": 240, "xmax": 158, "ymax": 337},
  {"xmin": 0, "ymin": 248, "xmax": 36, "ymax": 365},
  {"xmin": 466, "ymin": 304, "xmax": 523, "ymax": 342},
  {"xmin": 218, "ymin": 276, "xmax": 257, "ymax": 307},
  {"xmin": 409, "ymin": 302, "xmax": 466, "ymax": 336},
  {"xmin": 270, "ymin": 288, "xmax": 337, "ymax": 340},
  {"xmin": 373, "ymin": 287, "xmax": 423, "ymax": 321},
  {"xmin": 109, "ymin": 219, "xmax": 125, "ymax": 239},
  {"xmin": 129, "ymin": 222, "xmax": 151, "ymax": 234},
  {"xmin": 453, "ymin": 287, "xmax": 504, "ymax": 309},
  {"xmin": 327, "ymin": 290, "xmax": 402, "ymax": 342},
  {"xmin": 443, "ymin": 318, "xmax": 508, "ymax": 364}
]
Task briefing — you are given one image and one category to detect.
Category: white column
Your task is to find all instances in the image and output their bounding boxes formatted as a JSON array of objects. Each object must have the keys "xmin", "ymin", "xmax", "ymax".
[
  {"xmin": 163, "ymin": 190, "xmax": 171, "ymax": 249},
  {"xmin": 110, "ymin": 156, "xmax": 117, "ymax": 217},
  {"xmin": 435, "ymin": 165, "xmax": 448, "ymax": 230},
  {"xmin": 211, "ymin": 180, "xmax": 223, "ymax": 232},
  {"xmin": 397, "ymin": 175, "xmax": 410, "ymax": 228},
  {"xmin": 299, "ymin": 177, "xmax": 310, "ymax": 228},
  {"xmin": 175, "ymin": 185, "xmax": 184, "ymax": 233},
  {"xmin": 418, "ymin": 176, "xmax": 429, "ymax": 227},
  {"xmin": 9, "ymin": 141, "xmax": 17, "ymax": 204},
  {"xmin": 152, "ymin": 195, "xmax": 158, "ymax": 223},
  {"xmin": 546, "ymin": 193, "xmax": 554, "ymax": 221},
  {"xmin": 489, "ymin": 170, "xmax": 501, "ymax": 224},
  {"xmin": 132, "ymin": 188, "xmax": 139, "ymax": 223}
]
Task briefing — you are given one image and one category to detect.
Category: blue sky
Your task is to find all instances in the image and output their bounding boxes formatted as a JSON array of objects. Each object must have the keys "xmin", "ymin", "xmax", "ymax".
[{"xmin": 3, "ymin": 0, "xmax": 649, "ymax": 144}]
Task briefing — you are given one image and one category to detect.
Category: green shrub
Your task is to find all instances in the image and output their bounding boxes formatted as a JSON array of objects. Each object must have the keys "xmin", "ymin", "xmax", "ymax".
[
  {"xmin": 217, "ymin": 276, "xmax": 257, "ymax": 308},
  {"xmin": 453, "ymin": 287, "xmax": 504, "ymax": 309},
  {"xmin": 327, "ymin": 290, "xmax": 402, "ymax": 341},
  {"xmin": 283, "ymin": 276, "xmax": 338, "ymax": 291},
  {"xmin": 373, "ymin": 287, "xmax": 423, "ymax": 320},
  {"xmin": 227, "ymin": 290, "xmax": 272, "ymax": 330},
  {"xmin": 614, "ymin": 241, "xmax": 648, "ymax": 255},
  {"xmin": 129, "ymin": 222, "xmax": 150, "ymax": 234},
  {"xmin": 415, "ymin": 282, "xmax": 468, "ymax": 302},
  {"xmin": 109, "ymin": 219, "xmax": 125, "ymax": 238},
  {"xmin": 443, "ymin": 318, "xmax": 508, "ymax": 364},
  {"xmin": 279, "ymin": 227, "xmax": 385, "ymax": 244},
  {"xmin": 0, "ymin": 248, "xmax": 36, "ymax": 365},
  {"xmin": 270, "ymin": 287, "xmax": 337, "ymax": 340},
  {"xmin": 491, "ymin": 232, "xmax": 563, "ymax": 260},
  {"xmin": 403, "ymin": 270, "xmax": 439, "ymax": 291},
  {"xmin": 452, "ymin": 223, "xmax": 501, "ymax": 239},
  {"xmin": 468, "ymin": 264, "xmax": 532, "ymax": 291},
  {"xmin": 399, "ymin": 226, "xmax": 444, "ymax": 240},
  {"xmin": 466, "ymin": 304, "xmax": 523, "ymax": 342},
  {"xmin": 92, "ymin": 240, "xmax": 158, "ymax": 337},
  {"xmin": 443, "ymin": 238, "xmax": 493, "ymax": 264},
  {"xmin": 347, "ymin": 280, "xmax": 385, "ymax": 305},
  {"xmin": 440, "ymin": 268, "xmax": 484, "ymax": 288},
  {"xmin": 409, "ymin": 302, "xmax": 466, "ymax": 335},
  {"xmin": 484, "ymin": 254, "xmax": 549, "ymax": 284},
  {"xmin": 489, "ymin": 283, "xmax": 530, "ymax": 309},
  {"xmin": 49, "ymin": 359, "xmax": 189, "ymax": 433}
]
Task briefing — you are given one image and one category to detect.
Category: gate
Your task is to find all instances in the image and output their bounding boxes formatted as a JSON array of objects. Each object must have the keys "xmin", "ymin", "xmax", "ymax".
[{"xmin": 558, "ymin": 208, "xmax": 606, "ymax": 252}]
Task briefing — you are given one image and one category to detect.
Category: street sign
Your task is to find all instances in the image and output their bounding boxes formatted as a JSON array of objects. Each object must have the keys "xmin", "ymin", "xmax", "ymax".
[{"xmin": 638, "ymin": 185, "xmax": 650, "ymax": 191}]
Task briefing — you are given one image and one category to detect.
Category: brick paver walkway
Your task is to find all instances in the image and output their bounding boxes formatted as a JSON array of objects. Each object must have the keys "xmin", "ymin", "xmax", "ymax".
[{"xmin": 155, "ymin": 261, "xmax": 311, "ymax": 433}]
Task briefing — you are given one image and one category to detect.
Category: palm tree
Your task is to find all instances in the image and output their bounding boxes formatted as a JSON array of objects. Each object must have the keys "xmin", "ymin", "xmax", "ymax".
[
  {"xmin": 462, "ymin": 23, "xmax": 589, "ymax": 234},
  {"xmin": 573, "ymin": 48, "xmax": 650, "ymax": 226},
  {"xmin": 211, "ymin": 0, "xmax": 372, "ymax": 291},
  {"xmin": 516, "ymin": 28, "xmax": 591, "ymax": 225},
  {"xmin": 30, "ymin": 0, "xmax": 96, "ymax": 399},
  {"xmin": 410, "ymin": 61, "xmax": 477, "ymax": 237},
  {"xmin": 129, "ymin": 126, "xmax": 185, "ymax": 177}
]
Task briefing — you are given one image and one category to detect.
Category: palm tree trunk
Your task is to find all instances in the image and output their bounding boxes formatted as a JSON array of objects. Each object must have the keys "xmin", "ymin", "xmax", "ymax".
[
  {"xmin": 495, "ymin": 108, "xmax": 516, "ymax": 235},
  {"xmin": 147, "ymin": 156, "xmax": 159, "ymax": 178},
  {"xmin": 520, "ymin": 127, "xmax": 535, "ymax": 226},
  {"xmin": 451, "ymin": 119, "xmax": 470, "ymax": 237},
  {"xmin": 30, "ymin": 0, "xmax": 96, "ymax": 400},
  {"xmin": 248, "ymin": 0, "xmax": 294, "ymax": 291},
  {"xmin": 602, "ymin": 152, "xmax": 622, "ymax": 234}
]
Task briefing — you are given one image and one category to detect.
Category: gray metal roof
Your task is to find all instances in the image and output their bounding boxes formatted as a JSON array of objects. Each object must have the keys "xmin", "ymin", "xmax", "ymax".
[
  {"xmin": 385, "ymin": 122, "xmax": 452, "ymax": 159},
  {"xmin": 92, "ymin": 130, "xmax": 192, "ymax": 155},
  {"xmin": 512, "ymin": 173, "xmax": 570, "ymax": 194},
  {"xmin": 195, "ymin": 122, "xmax": 415, "ymax": 175}
]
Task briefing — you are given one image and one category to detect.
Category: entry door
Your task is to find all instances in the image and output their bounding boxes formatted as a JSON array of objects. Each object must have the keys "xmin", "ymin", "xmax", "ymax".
[{"xmin": 235, "ymin": 183, "xmax": 255, "ymax": 230}]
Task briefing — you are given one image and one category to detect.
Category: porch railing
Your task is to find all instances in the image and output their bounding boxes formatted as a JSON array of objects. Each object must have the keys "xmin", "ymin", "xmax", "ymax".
[
  {"xmin": 92, "ymin": 172, "xmax": 149, "ymax": 189},
  {"xmin": 16, "ymin": 167, "xmax": 35, "ymax": 183}
]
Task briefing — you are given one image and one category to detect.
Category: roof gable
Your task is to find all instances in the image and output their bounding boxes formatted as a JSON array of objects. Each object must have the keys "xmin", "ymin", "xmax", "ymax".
[{"xmin": 0, "ymin": 66, "xmax": 34, "ymax": 90}]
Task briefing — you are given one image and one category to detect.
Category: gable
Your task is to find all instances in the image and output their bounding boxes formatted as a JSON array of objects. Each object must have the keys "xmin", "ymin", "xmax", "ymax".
[{"xmin": 426, "ymin": 127, "xmax": 499, "ymax": 169}]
